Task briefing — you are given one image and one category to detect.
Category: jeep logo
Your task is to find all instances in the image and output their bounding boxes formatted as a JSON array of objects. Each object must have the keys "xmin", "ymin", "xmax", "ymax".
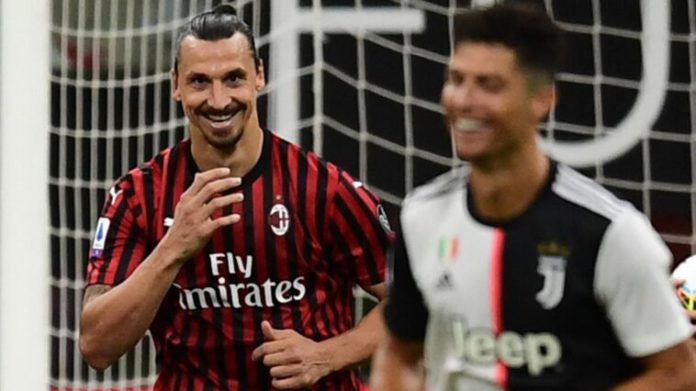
[{"xmin": 451, "ymin": 319, "xmax": 562, "ymax": 376}]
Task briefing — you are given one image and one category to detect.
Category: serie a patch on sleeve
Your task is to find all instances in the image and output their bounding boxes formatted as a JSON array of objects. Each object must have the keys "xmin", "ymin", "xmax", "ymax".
[
  {"xmin": 90, "ymin": 217, "xmax": 111, "ymax": 258},
  {"xmin": 377, "ymin": 204, "xmax": 392, "ymax": 233}
]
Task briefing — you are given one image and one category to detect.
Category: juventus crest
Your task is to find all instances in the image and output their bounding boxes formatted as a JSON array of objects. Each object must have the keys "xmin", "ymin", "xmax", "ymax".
[{"xmin": 535, "ymin": 255, "xmax": 567, "ymax": 309}]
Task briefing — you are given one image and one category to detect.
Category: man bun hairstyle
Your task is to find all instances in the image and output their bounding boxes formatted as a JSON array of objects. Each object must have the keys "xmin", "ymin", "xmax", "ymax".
[
  {"xmin": 454, "ymin": 1, "xmax": 565, "ymax": 82},
  {"xmin": 174, "ymin": 4, "xmax": 260, "ymax": 72}
]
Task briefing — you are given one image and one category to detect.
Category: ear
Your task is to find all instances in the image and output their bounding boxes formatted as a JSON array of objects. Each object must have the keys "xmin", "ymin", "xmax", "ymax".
[
  {"xmin": 531, "ymin": 84, "xmax": 557, "ymax": 122},
  {"xmin": 255, "ymin": 59, "xmax": 266, "ymax": 91},
  {"xmin": 171, "ymin": 68, "xmax": 181, "ymax": 101}
]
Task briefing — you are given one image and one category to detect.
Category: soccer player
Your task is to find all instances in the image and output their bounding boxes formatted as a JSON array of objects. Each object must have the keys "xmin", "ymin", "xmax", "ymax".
[
  {"xmin": 370, "ymin": 3, "xmax": 696, "ymax": 390},
  {"xmin": 79, "ymin": 5, "xmax": 392, "ymax": 390}
]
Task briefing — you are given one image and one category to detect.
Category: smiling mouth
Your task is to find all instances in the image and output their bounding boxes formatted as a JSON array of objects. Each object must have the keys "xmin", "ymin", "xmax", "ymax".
[
  {"xmin": 453, "ymin": 117, "xmax": 487, "ymax": 133},
  {"xmin": 207, "ymin": 113, "xmax": 234, "ymax": 122},
  {"xmin": 202, "ymin": 110, "xmax": 242, "ymax": 130}
]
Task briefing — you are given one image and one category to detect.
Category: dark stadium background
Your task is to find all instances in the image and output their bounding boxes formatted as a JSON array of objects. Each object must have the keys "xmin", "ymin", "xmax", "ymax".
[{"xmin": 303, "ymin": 0, "xmax": 694, "ymax": 263}]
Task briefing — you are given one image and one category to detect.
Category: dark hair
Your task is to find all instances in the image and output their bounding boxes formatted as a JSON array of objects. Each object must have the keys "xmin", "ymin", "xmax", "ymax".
[
  {"xmin": 173, "ymin": 4, "xmax": 260, "ymax": 72},
  {"xmin": 454, "ymin": 2, "xmax": 565, "ymax": 82}
]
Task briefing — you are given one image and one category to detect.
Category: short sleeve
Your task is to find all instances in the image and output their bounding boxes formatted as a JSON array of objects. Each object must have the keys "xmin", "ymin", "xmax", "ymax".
[
  {"xmin": 383, "ymin": 221, "xmax": 429, "ymax": 341},
  {"xmin": 327, "ymin": 171, "xmax": 393, "ymax": 288},
  {"xmin": 85, "ymin": 175, "xmax": 149, "ymax": 287},
  {"xmin": 595, "ymin": 209, "xmax": 692, "ymax": 357}
]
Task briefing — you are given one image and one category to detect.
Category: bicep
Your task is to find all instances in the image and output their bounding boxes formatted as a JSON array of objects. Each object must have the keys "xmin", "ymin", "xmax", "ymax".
[
  {"xmin": 388, "ymin": 333, "xmax": 424, "ymax": 364},
  {"xmin": 639, "ymin": 341, "xmax": 693, "ymax": 371},
  {"xmin": 612, "ymin": 341, "xmax": 696, "ymax": 390}
]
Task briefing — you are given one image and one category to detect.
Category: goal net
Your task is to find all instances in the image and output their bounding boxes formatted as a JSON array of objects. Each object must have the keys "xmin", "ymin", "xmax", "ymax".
[{"xmin": 48, "ymin": 0, "xmax": 695, "ymax": 389}]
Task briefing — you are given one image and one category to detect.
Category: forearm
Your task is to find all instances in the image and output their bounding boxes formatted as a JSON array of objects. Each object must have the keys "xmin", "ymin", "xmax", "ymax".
[
  {"xmin": 611, "ymin": 368, "xmax": 696, "ymax": 391},
  {"xmin": 611, "ymin": 343, "xmax": 696, "ymax": 391},
  {"xmin": 320, "ymin": 301, "xmax": 386, "ymax": 372},
  {"xmin": 79, "ymin": 244, "xmax": 183, "ymax": 369},
  {"xmin": 370, "ymin": 334, "xmax": 424, "ymax": 391}
]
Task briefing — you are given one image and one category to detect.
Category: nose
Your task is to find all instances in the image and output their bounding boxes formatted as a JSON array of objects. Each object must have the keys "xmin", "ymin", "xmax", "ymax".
[
  {"xmin": 207, "ymin": 81, "xmax": 231, "ymax": 110},
  {"xmin": 449, "ymin": 82, "xmax": 475, "ymax": 110}
]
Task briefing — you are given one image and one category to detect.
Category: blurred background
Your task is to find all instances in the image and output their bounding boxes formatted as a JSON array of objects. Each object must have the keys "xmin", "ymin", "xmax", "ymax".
[{"xmin": 3, "ymin": 0, "xmax": 694, "ymax": 389}]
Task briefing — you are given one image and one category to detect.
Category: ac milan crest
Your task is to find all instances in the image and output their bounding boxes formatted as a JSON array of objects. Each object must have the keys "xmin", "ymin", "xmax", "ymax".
[{"xmin": 268, "ymin": 203, "xmax": 290, "ymax": 236}]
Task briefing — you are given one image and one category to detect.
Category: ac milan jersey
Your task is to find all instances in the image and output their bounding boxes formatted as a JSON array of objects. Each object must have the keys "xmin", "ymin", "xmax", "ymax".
[
  {"xmin": 384, "ymin": 162, "xmax": 691, "ymax": 390},
  {"xmin": 86, "ymin": 129, "xmax": 391, "ymax": 391}
]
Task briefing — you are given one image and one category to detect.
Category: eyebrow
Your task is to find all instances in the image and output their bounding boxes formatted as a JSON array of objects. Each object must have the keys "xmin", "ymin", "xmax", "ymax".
[
  {"xmin": 445, "ymin": 65, "xmax": 506, "ymax": 81},
  {"xmin": 224, "ymin": 69, "xmax": 247, "ymax": 79},
  {"xmin": 186, "ymin": 68, "xmax": 247, "ymax": 80}
]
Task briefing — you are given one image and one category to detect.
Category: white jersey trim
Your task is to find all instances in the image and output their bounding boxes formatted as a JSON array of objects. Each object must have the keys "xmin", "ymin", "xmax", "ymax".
[{"xmin": 552, "ymin": 164, "xmax": 627, "ymax": 220}]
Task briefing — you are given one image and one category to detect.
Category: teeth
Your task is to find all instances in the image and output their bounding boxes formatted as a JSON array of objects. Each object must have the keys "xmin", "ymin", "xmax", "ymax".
[
  {"xmin": 207, "ymin": 113, "xmax": 233, "ymax": 122},
  {"xmin": 454, "ymin": 118, "xmax": 485, "ymax": 132}
]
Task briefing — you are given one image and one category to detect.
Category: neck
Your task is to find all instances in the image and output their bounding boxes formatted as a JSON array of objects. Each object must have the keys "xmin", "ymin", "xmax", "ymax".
[
  {"xmin": 190, "ymin": 126, "xmax": 264, "ymax": 178},
  {"xmin": 469, "ymin": 142, "xmax": 550, "ymax": 222}
]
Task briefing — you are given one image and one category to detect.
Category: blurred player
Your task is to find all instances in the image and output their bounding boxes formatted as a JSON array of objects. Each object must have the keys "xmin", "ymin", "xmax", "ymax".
[
  {"xmin": 371, "ymin": 3, "xmax": 696, "ymax": 390},
  {"xmin": 79, "ymin": 5, "xmax": 392, "ymax": 390}
]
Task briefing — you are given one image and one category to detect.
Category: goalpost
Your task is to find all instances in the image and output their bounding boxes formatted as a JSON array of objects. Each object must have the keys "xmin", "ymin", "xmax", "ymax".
[
  {"xmin": 4, "ymin": 0, "xmax": 690, "ymax": 389},
  {"xmin": 0, "ymin": 0, "xmax": 50, "ymax": 390}
]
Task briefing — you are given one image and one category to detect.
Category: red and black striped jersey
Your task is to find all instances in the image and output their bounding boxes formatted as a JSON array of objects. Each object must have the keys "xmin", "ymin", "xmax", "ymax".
[{"xmin": 86, "ymin": 129, "xmax": 392, "ymax": 391}]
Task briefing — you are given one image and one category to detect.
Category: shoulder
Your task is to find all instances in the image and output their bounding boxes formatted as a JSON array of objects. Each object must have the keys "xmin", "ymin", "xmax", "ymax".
[
  {"xmin": 398, "ymin": 166, "xmax": 467, "ymax": 230},
  {"xmin": 117, "ymin": 144, "xmax": 174, "ymax": 187},
  {"xmin": 107, "ymin": 142, "xmax": 181, "ymax": 205},
  {"xmin": 551, "ymin": 163, "xmax": 634, "ymax": 222},
  {"xmin": 404, "ymin": 166, "xmax": 467, "ymax": 209},
  {"xmin": 269, "ymin": 130, "xmax": 338, "ymax": 173},
  {"xmin": 270, "ymin": 130, "xmax": 365, "ymax": 193},
  {"xmin": 551, "ymin": 164, "xmax": 663, "ymax": 257}
]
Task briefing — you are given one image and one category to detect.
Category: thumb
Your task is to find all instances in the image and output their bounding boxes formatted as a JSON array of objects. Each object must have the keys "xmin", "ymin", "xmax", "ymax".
[{"xmin": 261, "ymin": 320, "xmax": 277, "ymax": 341}]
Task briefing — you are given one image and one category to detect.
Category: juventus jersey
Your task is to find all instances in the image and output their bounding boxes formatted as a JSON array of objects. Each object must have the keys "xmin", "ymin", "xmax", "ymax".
[
  {"xmin": 384, "ymin": 162, "xmax": 691, "ymax": 391},
  {"xmin": 86, "ymin": 129, "xmax": 391, "ymax": 391}
]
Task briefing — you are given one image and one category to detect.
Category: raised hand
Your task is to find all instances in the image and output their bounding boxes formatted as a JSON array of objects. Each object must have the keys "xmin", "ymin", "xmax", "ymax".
[
  {"xmin": 162, "ymin": 167, "xmax": 243, "ymax": 263},
  {"xmin": 251, "ymin": 320, "xmax": 333, "ymax": 389}
]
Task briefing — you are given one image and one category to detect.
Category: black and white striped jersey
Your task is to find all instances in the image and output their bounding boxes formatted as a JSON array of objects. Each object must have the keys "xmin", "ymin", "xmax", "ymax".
[{"xmin": 384, "ymin": 162, "xmax": 691, "ymax": 390}]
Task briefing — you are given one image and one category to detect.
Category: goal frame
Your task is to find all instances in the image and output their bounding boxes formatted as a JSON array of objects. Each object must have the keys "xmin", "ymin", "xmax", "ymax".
[{"xmin": 0, "ymin": 0, "xmax": 50, "ymax": 389}]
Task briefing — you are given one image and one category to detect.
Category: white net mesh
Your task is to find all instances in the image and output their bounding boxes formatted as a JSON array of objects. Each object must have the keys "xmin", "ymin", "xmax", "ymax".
[{"xmin": 49, "ymin": 0, "xmax": 696, "ymax": 388}]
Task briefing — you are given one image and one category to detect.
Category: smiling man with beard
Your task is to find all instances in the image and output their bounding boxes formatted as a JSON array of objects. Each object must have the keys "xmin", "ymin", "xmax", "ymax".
[{"xmin": 79, "ymin": 5, "xmax": 392, "ymax": 391}]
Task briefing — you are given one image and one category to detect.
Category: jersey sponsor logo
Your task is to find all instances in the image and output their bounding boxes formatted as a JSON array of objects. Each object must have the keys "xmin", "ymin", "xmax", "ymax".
[
  {"xmin": 450, "ymin": 319, "xmax": 562, "ymax": 376},
  {"xmin": 90, "ymin": 217, "xmax": 110, "ymax": 257},
  {"xmin": 174, "ymin": 277, "xmax": 306, "ymax": 310},
  {"xmin": 173, "ymin": 251, "xmax": 307, "ymax": 310},
  {"xmin": 108, "ymin": 185, "xmax": 123, "ymax": 206},
  {"xmin": 269, "ymin": 203, "xmax": 290, "ymax": 236}
]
